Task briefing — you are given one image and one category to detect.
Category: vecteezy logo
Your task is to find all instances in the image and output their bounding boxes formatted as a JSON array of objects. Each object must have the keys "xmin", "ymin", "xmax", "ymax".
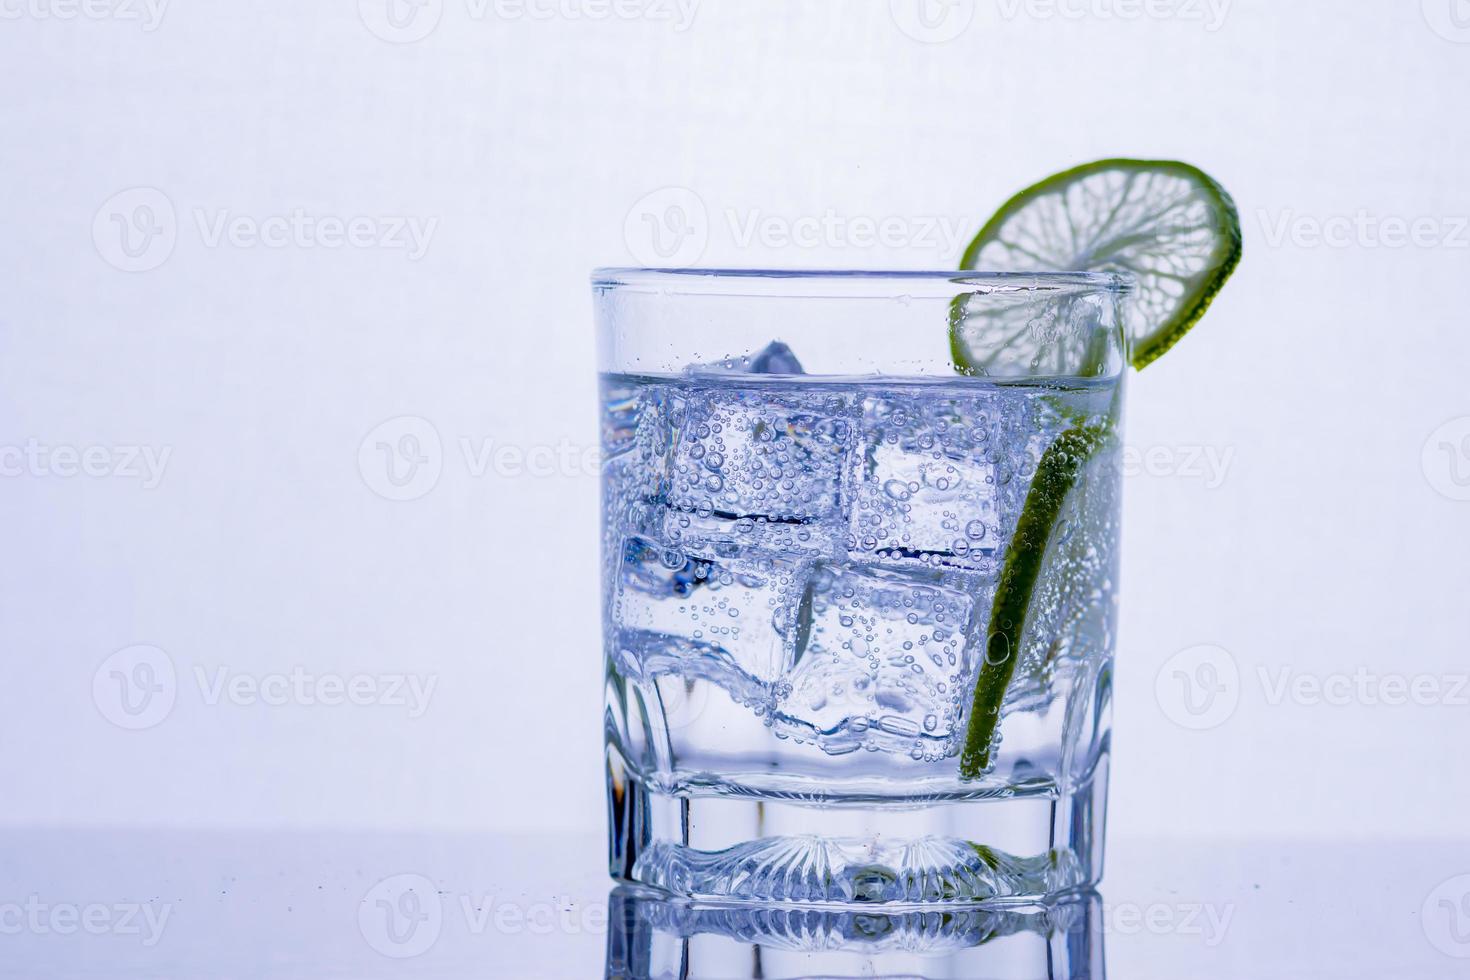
[
  {"xmin": 359, "ymin": 874, "xmax": 443, "ymax": 958},
  {"xmin": 1423, "ymin": 874, "xmax": 1470, "ymax": 958},
  {"xmin": 889, "ymin": 0, "xmax": 975, "ymax": 43},
  {"xmin": 359, "ymin": 0, "xmax": 443, "ymax": 43},
  {"xmin": 93, "ymin": 645, "xmax": 178, "ymax": 730},
  {"xmin": 1155, "ymin": 644, "xmax": 1239, "ymax": 730},
  {"xmin": 623, "ymin": 187, "xmax": 708, "ymax": 268},
  {"xmin": 358, "ymin": 416, "xmax": 443, "ymax": 501},
  {"xmin": 1422, "ymin": 0, "xmax": 1470, "ymax": 42},
  {"xmin": 93, "ymin": 188, "xmax": 177, "ymax": 272},
  {"xmin": 1423, "ymin": 417, "xmax": 1470, "ymax": 501}
]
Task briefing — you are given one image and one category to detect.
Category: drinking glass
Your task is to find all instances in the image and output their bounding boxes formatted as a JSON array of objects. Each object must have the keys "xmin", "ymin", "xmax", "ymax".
[{"xmin": 597, "ymin": 269, "xmax": 1128, "ymax": 905}]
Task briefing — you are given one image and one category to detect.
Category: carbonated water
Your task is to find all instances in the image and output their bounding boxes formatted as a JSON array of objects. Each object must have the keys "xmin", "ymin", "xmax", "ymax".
[{"xmin": 602, "ymin": 358, "xmax": 1121, "ymax": 800}]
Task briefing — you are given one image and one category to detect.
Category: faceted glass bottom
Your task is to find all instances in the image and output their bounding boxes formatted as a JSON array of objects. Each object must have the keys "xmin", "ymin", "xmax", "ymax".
[{"xmin": 608, "ymin": 751, "xmax": 1108, "ymax": 907}]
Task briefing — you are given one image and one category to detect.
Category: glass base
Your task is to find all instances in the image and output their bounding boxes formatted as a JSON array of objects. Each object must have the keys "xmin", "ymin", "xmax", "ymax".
[
  {"xmin": 608, "ymin": 751, "xmax": 1108, "ymax": 906},
  {"xmin": 605, "ymin": 886, "xmax": 1105, "ymax": 979}
]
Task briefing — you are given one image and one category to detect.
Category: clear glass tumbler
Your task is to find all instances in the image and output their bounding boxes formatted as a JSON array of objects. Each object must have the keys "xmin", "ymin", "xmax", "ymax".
[{"xmin": 597, "ymin": 269, "xmax": 1128, "ymax": 905}]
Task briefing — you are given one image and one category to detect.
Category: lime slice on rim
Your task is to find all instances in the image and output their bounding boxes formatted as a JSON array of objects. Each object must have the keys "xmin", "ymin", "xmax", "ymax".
[
  {"xmin": 955, "ymin": 160, "xmax": 1241, "ymax": 780},
  {"xmin": 951, "ymin": 158, "xmax": 1242, "ymax": 372}
]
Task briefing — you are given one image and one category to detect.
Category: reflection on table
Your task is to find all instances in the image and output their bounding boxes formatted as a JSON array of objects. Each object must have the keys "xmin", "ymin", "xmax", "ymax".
[{"xmin": 606, "ymin": 886, "xmax": 1104, "ymax": 979}]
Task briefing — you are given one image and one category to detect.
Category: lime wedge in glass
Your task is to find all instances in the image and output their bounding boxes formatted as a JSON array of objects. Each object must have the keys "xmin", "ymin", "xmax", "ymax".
[{"xmin": 956, "ymin": 160, "xmax": 1241, "ymax": 779}]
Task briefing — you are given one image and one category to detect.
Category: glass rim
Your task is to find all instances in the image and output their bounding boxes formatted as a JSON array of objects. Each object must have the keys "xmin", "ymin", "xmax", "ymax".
[{"xmin": 591, "ymin": 267, "xmax": 1135, "ymax": 297}]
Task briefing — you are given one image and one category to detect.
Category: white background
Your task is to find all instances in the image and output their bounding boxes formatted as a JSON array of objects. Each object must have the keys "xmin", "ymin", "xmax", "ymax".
[{"xmin": 1, "ymin": 0, "xmax": 1466, "ymax": 844}]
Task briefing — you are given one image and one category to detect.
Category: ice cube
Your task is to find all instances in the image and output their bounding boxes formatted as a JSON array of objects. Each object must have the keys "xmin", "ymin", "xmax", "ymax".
[
  {"xmin": 687, "ymin": 341, "xmax": 805, "ymax": 376},
  {"xmin": 611, "ymin": 535, "xmax": 808, "ymax": 691},
  {"xmin": 847, "ymin": 393, "xmax": 1001, "ymax": 570},
  {"xmin": 667, "ymin": 388, "xmax": 854, "ymax": 525},
  {"xmin": 773, "ymin": 562, "xmax": 978, "ymax": 758},
  {"xmin": 747, "ymin": 341, "xmax": 803, "ymax": 375}
]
